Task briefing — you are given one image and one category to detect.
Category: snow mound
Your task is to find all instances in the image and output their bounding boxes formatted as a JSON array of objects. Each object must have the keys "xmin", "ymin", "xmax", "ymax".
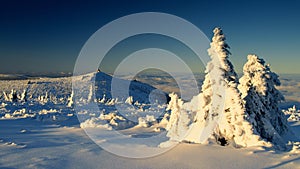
[{"xmin": 80, "ymin": 117, "xmax": 113, "ymax": 130}]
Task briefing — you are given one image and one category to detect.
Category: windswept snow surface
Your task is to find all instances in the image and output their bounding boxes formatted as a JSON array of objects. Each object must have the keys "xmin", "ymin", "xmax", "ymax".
[
  {"xmin": 0, "ymin": 118, "xmax": 300, "ymax": 169},
  {"xmin": 0, "ymin": 72, "xmax": 300, "ymax": 168}
]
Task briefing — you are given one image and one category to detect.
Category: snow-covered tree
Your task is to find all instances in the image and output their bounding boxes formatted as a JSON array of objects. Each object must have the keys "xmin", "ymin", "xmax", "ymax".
[
  {"xmin": 3, "ymin": 91, "xmax": 9, "ymax": 102},
  {"xmin": 4, "ymin": 89, "xmax": 17, "ymax": 102},
  {"xmin": 67, "ymin": 90, "xmax": 74, "ymax": 107},
  {"xmin": 125, "ymin": 96, "xmax": 133, "ymax": 105},
  {"xmin": 38, "ymin": 92, "xmax": 48, "ymax": 104},
  {"xmin": 239, "ymin": 54, "xmax": 289, "ymax": 144},
  {"xmin": 18, "ymin": 89, "xmax": 27, "ymax": 102},
  {"xmin": 165, "ymin": 93, "xmax": 190, "ymax": 141},
  {"xmin": 185, "ymin": 28, "xmax": 261, "ymax": 147},
  {"xmin": 87, "ymin": 85, "xmax": 93, "ymax": 103}
]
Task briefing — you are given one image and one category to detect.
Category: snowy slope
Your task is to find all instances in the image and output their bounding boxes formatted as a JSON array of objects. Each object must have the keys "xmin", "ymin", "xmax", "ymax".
[
  {"xmin": 0, "ymin": 72, "xmax": 300, "ymax": 168},
  {"xmin": 75, "ymin": 72, "xmax": 169, "ymax": 104},
  {"xmin": 0, "ymin": 72, "xmax": 169, "ymax": 121}
]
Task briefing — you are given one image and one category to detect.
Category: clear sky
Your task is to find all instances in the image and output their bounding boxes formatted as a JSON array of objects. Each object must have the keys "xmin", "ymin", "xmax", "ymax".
[{"xmin": 0, "ymin": 0, "xmax": 299, "ymax": 74}]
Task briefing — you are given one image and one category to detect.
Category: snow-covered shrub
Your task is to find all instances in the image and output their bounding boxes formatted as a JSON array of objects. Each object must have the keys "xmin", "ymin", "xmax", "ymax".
[
  {"xmin": 284, "ymin": 105, "xmax": 300, "ymax": 122},
  {"xmin": 98, "ymin": 112, "xmax": 135, "ymax": 129},
  {"xmin": 35, "ymin": 109, "xmax": 68, "ymax": 122},
  {"xmin": 138, "ymin": 115, "xmax": 156, "ymax": 127},
  {"xmin": 105, "ymin": 98, "xmax": 116, "ymax": 106},
  {"xmin": 37, "ymin": 92, "xmax": 49, "ymax": 104},
  {"xmin": 125, "ymin": 96, "xmax": 133, "ymax": 105},
  {"xmin": 80, "ymin": 117, "xmax": 113, "ymax": 130},
  {"xmin": 98, "ymin": 94, "xmax": 106, "ymax": 103}
]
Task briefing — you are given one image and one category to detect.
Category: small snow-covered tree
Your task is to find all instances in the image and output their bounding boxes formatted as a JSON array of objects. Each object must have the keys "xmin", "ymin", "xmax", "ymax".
[
  {"xmin": 165, "ymin": 93, "xmax": 190, "ymax": 141},
  {"xmin": 67, "ymin": 90, "xmax": 74, "ymax": 107},
  {"xmin": 38, "ymin": 92, "xmax": 48, "ymax": 104},
  {"xmin": 3, "ymin": 91, "xmax": 9, "ymax": 102},
  {"xmin": 18, "ymin": 89, "xmax": 27, "ymax": 102},
  {"xmin": 239, "ymin": 55, "xmax": 289, "ymax": 144},
  {"xmin": 99, "ymin": 94, "xmax": 106, "ymax": 103},
  {"xmin": 185, "ymin": 28, "xmax": 261, "ymax": 147},
  {"xmin": 125, "ymin": 96, "xmax": 133, "ymax": 105},
  {"xmin": 87, "ymin": 85, "xmax": 93, "ymax": 103},
  {"xmin": 5, "ymin": 89, "xmax": 17, "ymax": 102}
]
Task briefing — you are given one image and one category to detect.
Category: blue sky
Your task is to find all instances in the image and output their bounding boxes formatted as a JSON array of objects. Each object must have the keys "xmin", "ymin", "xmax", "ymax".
[{"xmin": 0, "ymin": 0, "xmax": 299, "ymax": 74}]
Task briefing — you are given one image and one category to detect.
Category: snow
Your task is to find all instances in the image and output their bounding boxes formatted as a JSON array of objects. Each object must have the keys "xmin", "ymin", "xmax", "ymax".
[
  {"xmin": 80, "ymin": 116, "xmax": 113, "ymax": 130},
  {"xmin": 0, "ymin": 117, "xmax": 299, "ymax": 169},
  {"xmin": 0, "ymin": 72, "xmax": 300, "ymax": 168},
  {"xmin": 0, "ymin": 28, "xmax": 300, "ymax": 168}
]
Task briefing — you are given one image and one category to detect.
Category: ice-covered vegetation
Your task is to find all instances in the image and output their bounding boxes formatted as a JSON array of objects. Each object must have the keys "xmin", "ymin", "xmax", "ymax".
[
  {"xmin": 0, "ymin": 72, "xmax": 168, "ymax": 131},
  {"xmin": 284, "ymin": 105, "xmax": 300, "ymax": 122},
  {"xmin": 164, "ymin": 27, "xmax": 298, "ymax": 149}
]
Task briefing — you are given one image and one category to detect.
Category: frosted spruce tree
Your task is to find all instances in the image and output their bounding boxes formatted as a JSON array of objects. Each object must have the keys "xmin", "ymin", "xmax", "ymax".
[
  {"xmin": 184, "ymin": 27, "xmax": 261, "ymax": 147},
  {"xmin": 239, "ymin": 54, "xmax": 289, "ymax": 145},
  {"xmin": 165, "ymin": 93, "xmax": 191, "ymax": 142},
  {"xmin": 67, "ymin": 90, "xmax": 74, "ymax": 108}
]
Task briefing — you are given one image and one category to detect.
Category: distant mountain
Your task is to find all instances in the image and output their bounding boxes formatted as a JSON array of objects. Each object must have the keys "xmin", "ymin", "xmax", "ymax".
[
  {"xmin": 0, "ymin": 74, "xmax": 32, "ymax": 80},
  {"xmin": 0, "ymin": 71, "xmax": 170, "ymax": 126},
  {"xmin": 0, "ymin": 72, "xmax": 72, "ymax": 80},
  {"xmin": 0, "ymin": 71, "xmax": 170, "ymax": 105},
  {"xmin": 74, "ymin": 71, "xmax": 170, "ymax": 105}
]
